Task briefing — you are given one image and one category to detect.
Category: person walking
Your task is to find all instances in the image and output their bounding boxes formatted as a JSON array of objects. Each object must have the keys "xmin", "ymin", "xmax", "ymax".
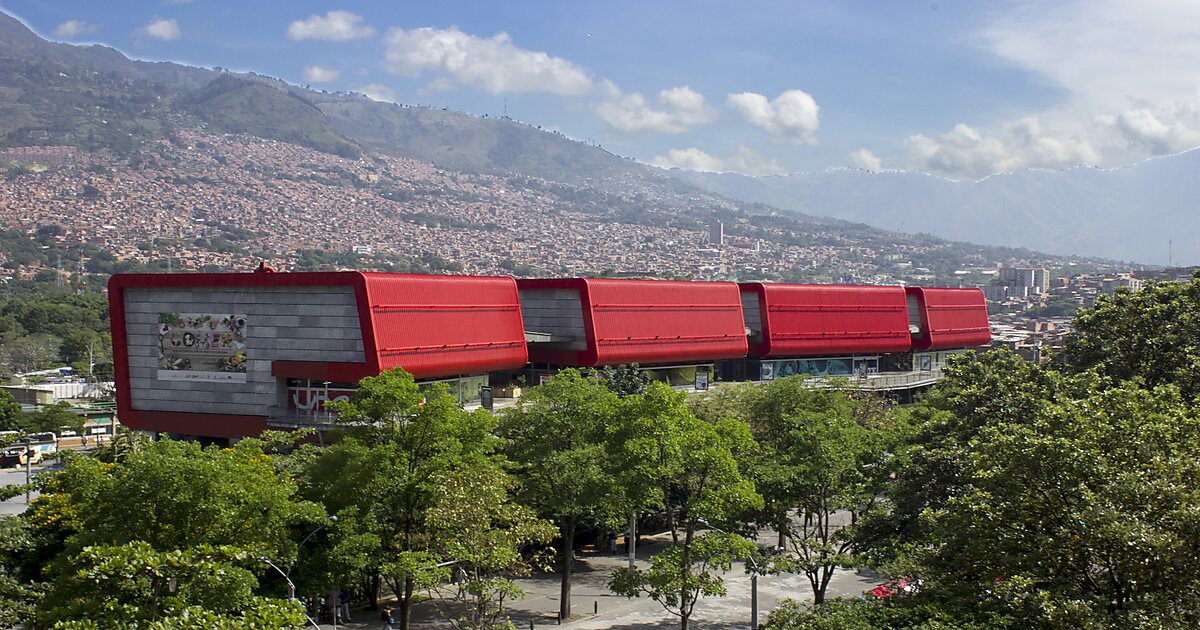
[
  {"xmin": 381, "ymin": 607, "xmax": 396, "ymax": 630},
  {"xmin": 339, "ymin": 590, "xmax": 352, "ymax": 622}
]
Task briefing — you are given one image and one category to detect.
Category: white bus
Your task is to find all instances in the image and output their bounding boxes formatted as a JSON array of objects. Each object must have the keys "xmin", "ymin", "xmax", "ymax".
[{"xmin": 0, "ymin": 432, "xmax": 58, "ymax": 467}]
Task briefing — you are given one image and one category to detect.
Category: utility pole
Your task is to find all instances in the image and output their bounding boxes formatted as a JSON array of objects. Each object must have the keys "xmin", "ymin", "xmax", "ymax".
[
  {"xmin": 24, "ymin": 440, "xmax": 32, "ymax": 504},
  {"xmin": 627, "ymin": 513, "xmax": 637, "ymax": 568}
]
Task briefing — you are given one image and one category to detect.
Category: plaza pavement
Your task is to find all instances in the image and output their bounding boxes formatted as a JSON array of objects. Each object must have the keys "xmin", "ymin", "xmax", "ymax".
[{"xmin": 325, "ymin": 530, "xmax": 881, "ymax": 630}]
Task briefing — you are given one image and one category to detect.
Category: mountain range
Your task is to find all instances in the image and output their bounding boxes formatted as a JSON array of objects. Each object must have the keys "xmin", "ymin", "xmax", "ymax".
[
  {"xmin": 668, "ymin": 153, "xmax": 1200, "ymax": 266},
  {"xmin": 3, "ymin": 10, "xmax": 1183, "ymax": 268}
]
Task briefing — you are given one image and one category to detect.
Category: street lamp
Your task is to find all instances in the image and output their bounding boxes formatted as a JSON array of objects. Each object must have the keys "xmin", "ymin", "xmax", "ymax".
[
  {"xmin": 262, "ymin": 515, "xmax": 338, "ymax": 630},
  {"xmin": 698, "ymin": 519, "xmax": 763, "ymax": 630},
  {"xmin": 262, "ymin": 556, "xmax": 320, "ymax": 630}
]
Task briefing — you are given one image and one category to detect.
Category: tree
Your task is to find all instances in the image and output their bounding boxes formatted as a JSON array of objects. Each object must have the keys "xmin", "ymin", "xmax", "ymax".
[
  {"xmin": 761, "ymin": 597, "xmax": 1001, "ymax": 630},
  {"xmin": 856, "ymin": 349, "xmax": 1083, "ymax": 562},
  {"xmin": 18, "ymin": 403, "xmax": 85, "ymax": 436},
  {"xmin": 422, "ymin": 465, "xmax": 555, "ymax": 630},
  {"xmin": 856, "ymin": 347, "xmax": 1200, "ymax": 628},
  {"xmin": 28, "ymin": 439, "xmax": 324, "ymax": 625},
  {"xmin": 608, "ymin": 383, "xmax": 763, "ymax": 630},
  {"xmin": 610, "ymin": 532, "xmax": 757, "ymax": 626},
  {"xmin": 743, "ymin": 378, "xmax": 889, "ymax": 604},
  {"xmin": 1063, "ymin": 272, "xmax": 1200, "ymax": 399},
  {"xmin": 498, "ymin": 369, "xmax": 619, "ymax": 621},
  {"xmin": 913, "ymin": 383, "xmax": 1200, "ymax": 628},
  {"xmin": 0, "ymin": 333, "xmax": 61, "ymax": 374},
  {"xmin": 308, "ymin": 368, "xmax": 500, "ymax": 630},
  {"xmin": 0, "ymin": 391, "xmax": 21, "ymax": 432},
  {"xmin": 42, "ymin": 542, "xmax": 307, "ymax": 628},
  {"xmin": 590, "ymin": 363, "xmax": 654, "ymax": 397}
]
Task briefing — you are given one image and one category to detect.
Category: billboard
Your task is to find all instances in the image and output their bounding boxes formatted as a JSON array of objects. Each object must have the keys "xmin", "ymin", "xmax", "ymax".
[{"xmin": 157, "ymin": 313, "xmax": 247, "ymax": 383}]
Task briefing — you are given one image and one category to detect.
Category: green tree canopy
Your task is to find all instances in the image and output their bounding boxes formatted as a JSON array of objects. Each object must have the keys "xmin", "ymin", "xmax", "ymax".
[
  {"xmin": 608, "ymin": 383, "xmax": 763, "ymax": 630},
  {"xmin": 304, "ymin": 368, "xmax": 503, "ymax": 630},
  {"xmin": 498, "ymin": 369, "xmax": 619, "ymax": 620},
  {"xmin": 24, "ymin": 439, "xmax": 322, "ymax": 627},
  {"xmin": 1063, "ymin": 272, "xmax": 1200, "ymax": 400}
]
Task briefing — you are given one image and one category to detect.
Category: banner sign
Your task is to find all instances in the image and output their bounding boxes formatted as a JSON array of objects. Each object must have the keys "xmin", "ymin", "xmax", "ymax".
[{"xmin": 158, "ymin": 313, "xmax": 248, "ymax": 383}]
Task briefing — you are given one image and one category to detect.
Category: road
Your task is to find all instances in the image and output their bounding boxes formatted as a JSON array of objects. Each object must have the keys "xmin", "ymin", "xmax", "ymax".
[{"xmin": 0, "ymin": 459, "xmax": 58, "ymax": 516}]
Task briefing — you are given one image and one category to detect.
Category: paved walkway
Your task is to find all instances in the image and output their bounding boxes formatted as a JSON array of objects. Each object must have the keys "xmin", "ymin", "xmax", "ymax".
[{"xmin": 320, "ymin": 530, "xmax": 879, "ymax": 630}]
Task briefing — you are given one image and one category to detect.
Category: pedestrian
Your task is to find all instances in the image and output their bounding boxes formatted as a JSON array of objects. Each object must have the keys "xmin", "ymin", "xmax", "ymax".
[
  {"xmin": 339, "ymin": 590, "xmax": 352, "ymax": 622},
  {"xmin": 381, "ymin": 608, "xmax": 396, "ymax": 630},
  {"xmin": 608, "ymin": 532, "xmax": 618, "ymax": 554}
]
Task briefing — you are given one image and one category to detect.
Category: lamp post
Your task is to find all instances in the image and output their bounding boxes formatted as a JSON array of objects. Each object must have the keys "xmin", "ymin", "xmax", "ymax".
[
  {"xmin": 698, "ymin": 520, "xmax": 762, "ymax": 630},
  {"xmin": 24, "ymin": 440, "xmax": 32, "ymax": 504},
  {"xmin": 262, "ymin": 557, "xmax": 321, "ymax": 630},
  {"xmin": 263, "ymin": 515, "xmax": 338, "ymax": 630}
]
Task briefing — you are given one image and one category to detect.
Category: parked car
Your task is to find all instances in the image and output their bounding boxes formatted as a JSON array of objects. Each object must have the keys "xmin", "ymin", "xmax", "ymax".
[
  {"xmin": 0, "ymin": 433, "xmax": 58, "ymax": 467},
  {"xmin": 866, "ymin": 577, "xmax": 919, "ymax": 599}
]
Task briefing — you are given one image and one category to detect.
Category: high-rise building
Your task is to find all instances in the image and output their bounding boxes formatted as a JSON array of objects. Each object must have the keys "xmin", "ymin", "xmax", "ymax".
[
  {"xmin": 709, "ymin": 220, "xmax": 724, "ymax": 247},
  {"xmin": 997, "ymin": 266, "xmax": 1049, "ymax": 294}
]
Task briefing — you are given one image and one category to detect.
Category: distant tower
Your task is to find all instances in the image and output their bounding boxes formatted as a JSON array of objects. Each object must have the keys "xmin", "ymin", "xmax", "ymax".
[{"xmin": 709, "ymin": 220, "xmax": 724, "ymax": 247}]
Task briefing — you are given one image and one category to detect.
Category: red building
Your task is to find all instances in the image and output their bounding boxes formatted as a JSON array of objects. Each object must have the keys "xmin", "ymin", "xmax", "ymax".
[
  {"xmin": 905, "ymin": 287, "xmax": 992, "ymax": 351},
  {"xmin": 109, "ymin": 271, "xmax": 991, "ymax": 440},
  {"xmin": 109, "ymin": 272, "xmax": 527, "ymax": 440},
  {"xmin": 518, "ymin": 277, "xmax": 748, "ymax": 367}
]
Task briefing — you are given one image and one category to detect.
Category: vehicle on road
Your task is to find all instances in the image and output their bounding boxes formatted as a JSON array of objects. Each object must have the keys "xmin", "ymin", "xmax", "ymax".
[{"xmin": 0, "ymin": 433, "xmax": 58, "ymax": 467}]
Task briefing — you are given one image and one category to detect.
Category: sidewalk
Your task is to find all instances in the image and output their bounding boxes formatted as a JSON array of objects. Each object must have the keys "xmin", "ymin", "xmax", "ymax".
[{"xmin": 313, "ymin": 527, "xmax": 879, "ymax": 629}]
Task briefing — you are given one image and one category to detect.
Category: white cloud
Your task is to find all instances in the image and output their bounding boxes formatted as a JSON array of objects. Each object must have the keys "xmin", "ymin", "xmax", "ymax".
[
  {"xmin": 139, "ymin": 18, "xmax": 180, "ymax": 41},
  {"xmin": 382, "ymin": 27, "xmax": 592, "ymax": 96},
  {"xmin": 54, "ymin": 20, "xmax": 98, "ymax": 39},
  {"xmin": 968, "ymin": 0, "xmax": 1200, "ymax": 167},
  {"xmin": 727, "ymin": 90, "xmax": 820, "ymax": 145},
  {"xmin": 651, "ymin": 145, "xmax": 786, "ymax": 176},
  {"xmin": 900, "ymin": 118, "xmax": 1100, "ymax": 180},
  {"xmin": 978, "ymin": 0, "xmax": 1200, "ymax": 110},
  {"xmin": 304, "ymin": 66, "xmax": 341, "ymax": 83},
  {"xmin": 1102, "ymin": 103, "xmax": 1200, "ymax": 155},
  {"xmin": 287, "ymin": 11, "xmax": 375, "ymax": 42},
  {"xmin": 596, "ymin": 86, "xmax": 716, "ymax": 134},
  {"xmin": 849, "ymin": 148, "xmax": 882, "ymax": 171},
  {"xmin": 359, "ymin": 84, "xmax": 397, "ymax": 103}
]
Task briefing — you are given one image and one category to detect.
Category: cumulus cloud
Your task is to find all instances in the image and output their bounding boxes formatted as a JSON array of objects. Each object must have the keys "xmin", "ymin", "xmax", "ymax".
[
  {"xmin": 596, "ymin": 86, "xmax": 716, "ymax": 133},
  {"xmin": 358, "ymin": 84, "xmax": 398, "ymax": 103},
  {"xmin": 849, "ymin": 148, "xmax": 882, "ymax": 171},
  {"xmin": 651, "ymin": 145, "xmax": 787, "ymax": 176},
  {"xmin": 139, "ymin": 18, "xmax": 180, "ymax": 41},
  {"xmin": 54, "ymin": 20, "xmax": 98, "ymax": 38},
  {"xmin": 1102, "ymin": 103, "xmax": 1200, "ymax": 155},
  {"xmin": 900, "ymin": 118, "xmax": 1100, "ymax": 180},
  {"xmin": 727, "ymin": 90, "xmax": 820, "ymax": 145},
  {"xmin": 304, "ymin": 66, "xmax": 341, "ymax": 83},
  {"xmin": 382, "ymin": 27, "xmax": 592, "ymax": 95},
  {"xmin": 287, "ymin": 11, "xmax": 375, "ymax": 41}
]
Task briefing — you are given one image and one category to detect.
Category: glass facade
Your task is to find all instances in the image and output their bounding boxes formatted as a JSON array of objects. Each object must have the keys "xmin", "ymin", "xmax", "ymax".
[{"xmin": 760, "ymin": 356, "xmax": 880, "ymax": 380}]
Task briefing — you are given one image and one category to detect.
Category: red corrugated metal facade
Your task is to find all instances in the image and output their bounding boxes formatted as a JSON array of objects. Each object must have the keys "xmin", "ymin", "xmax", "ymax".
[
  {"xmin": 360, "ymin": 272, "xmax": 528, "ymax": 379},
  {"xmin": 519, "ymin": 278, "xmax": 749, "ymax": 366},
  {"xmin": 906, "ymin": 287, "xmax": 991, "ymax": 350},
  {"xmin": 109, "ymin": 272, "xmax": 528, "ymax": 437},
  {"xmin": 744, "ymin": 283, "xmax": 912, "ymax": 357}
]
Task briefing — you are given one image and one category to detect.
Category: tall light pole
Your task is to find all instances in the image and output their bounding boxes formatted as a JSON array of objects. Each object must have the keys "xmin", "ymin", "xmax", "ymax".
[
  {"xmin": 262, "ymin": 557, "xmax": 321, "ymax": 630},
  {"xmin": 699, "ymin": 520, "xmax": 762, "ymax": 630},
  {"xmin": 265, "ymin": 515, "xmax": 338, "ymax": 630},
  {"xmin": 24, "ymin": 441, "xmax": 32, "ymax": 504}
]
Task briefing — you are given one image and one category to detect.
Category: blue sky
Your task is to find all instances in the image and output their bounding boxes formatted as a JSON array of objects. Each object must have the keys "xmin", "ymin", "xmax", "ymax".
[{"xmin": 3, "ymin": 0, "xmax": 1199, "ymax": 179}]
